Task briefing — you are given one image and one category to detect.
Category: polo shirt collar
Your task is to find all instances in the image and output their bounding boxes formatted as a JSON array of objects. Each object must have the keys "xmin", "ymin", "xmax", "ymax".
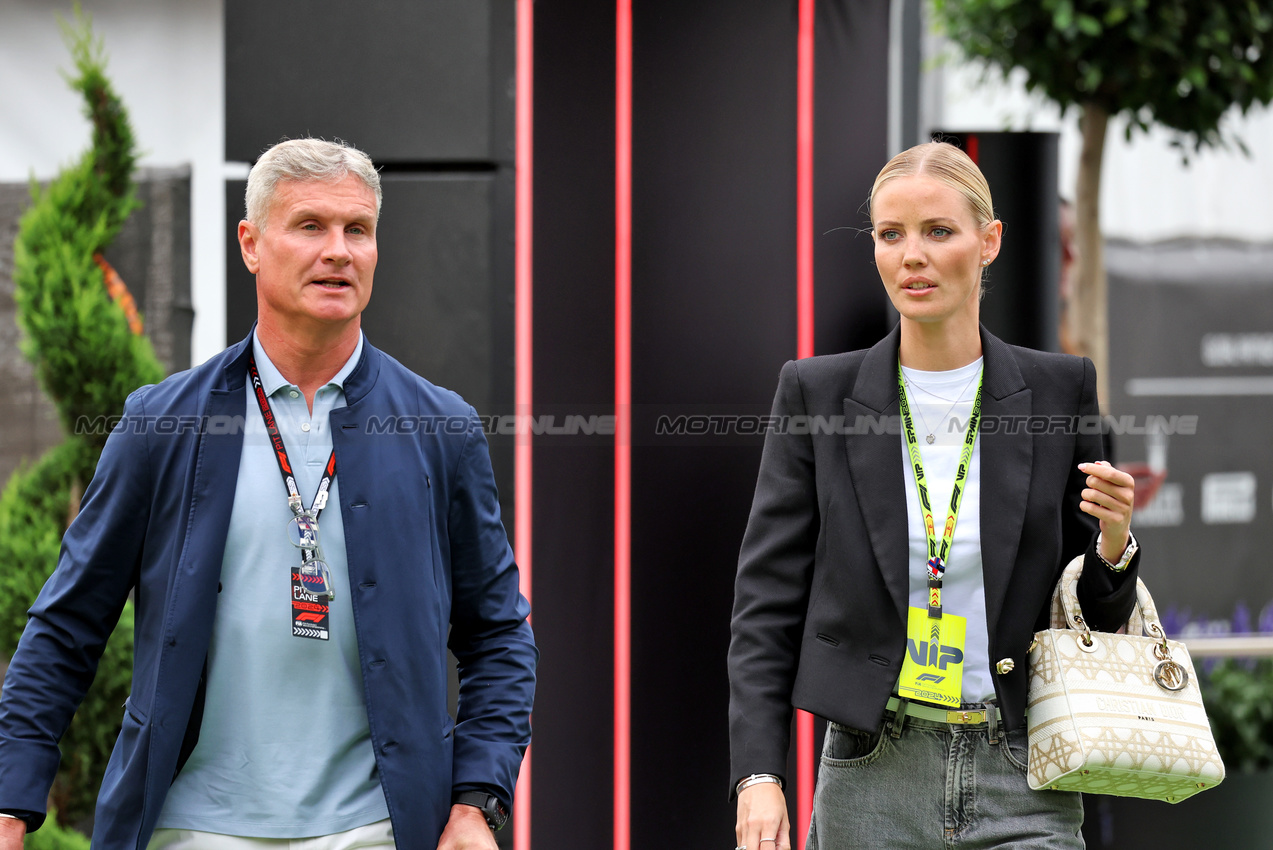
[{"xmin": 251, "ymin": 330, "xmax": 366, "ymax": 397}]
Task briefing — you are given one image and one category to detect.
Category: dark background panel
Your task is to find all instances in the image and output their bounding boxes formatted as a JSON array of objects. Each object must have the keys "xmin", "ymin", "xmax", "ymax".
[
  {"xmin": 225, "ymin": 178, "xmax": 250, "ymax": 339},
  {"xmin": 629, "ymin": 2, "xmax": 801, "ymax": 847},
  {"xmin": 528, "ymin": 0, "xmax": 618, "ymax": 846},
  {"xmin": 366, "ymin": 174, "xmax": 499, "ymax": 415},
  {"xmin": 813, "ymin": 0, "xmax": 893, "ymax": 357},
  {"xmin": 631, "ymin": 1, "xmax": 798, "ymax": 404},
  {"xmin": 931, "ymin": 131, "xmax": 1061, "ymax": 353},
  {"xmin": 225, "ymin": 0, "xmax": 514, "ymax": 165}
]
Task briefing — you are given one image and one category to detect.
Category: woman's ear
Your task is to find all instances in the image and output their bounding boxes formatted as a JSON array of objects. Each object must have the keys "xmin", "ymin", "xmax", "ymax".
[{"xmin": 981, "ymin": 219, "xmax": 1003, "ymax": 265}]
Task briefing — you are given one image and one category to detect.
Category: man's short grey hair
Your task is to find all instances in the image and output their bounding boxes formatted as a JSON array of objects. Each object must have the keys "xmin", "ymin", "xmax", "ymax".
[{"xmin": 245, "ymin": 138, "xmax": 382, "ymax": 228}]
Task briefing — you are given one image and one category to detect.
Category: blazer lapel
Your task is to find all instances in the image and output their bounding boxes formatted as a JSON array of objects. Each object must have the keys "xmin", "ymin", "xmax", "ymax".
[
  {"xmin": 843, "ymin": 326, "xmax": 910, "ymax": 622},
  {"xmin": 977, "ymin": 329, "xmax": 1032, "ymax": 634},
  {"xmin": 178, "ymin": 340, "xmax": 252, "ymax": 613}
]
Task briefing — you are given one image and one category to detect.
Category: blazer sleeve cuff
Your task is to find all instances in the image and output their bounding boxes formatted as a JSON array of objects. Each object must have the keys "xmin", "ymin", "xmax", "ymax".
[{"xmin": 1076, "ymin": 534, "xmax": 1142, "ymax": 633}]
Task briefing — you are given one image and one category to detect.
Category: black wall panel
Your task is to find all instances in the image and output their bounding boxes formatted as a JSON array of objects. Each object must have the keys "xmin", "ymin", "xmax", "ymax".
[
  {"xmin": 224, "ymin": 179, "xmax": 248, "ymax": 340},
  {"xmin": 813, "ymin": 0, "xmax": 892, "ymax": 357},
  {"xmin": 528, "ymin": 1, "xmax": 617, "ymax": 846},
  {"xmin": 225, "ymin": 0, "xmax": 515, "ymax": 164},
  {"xmin": 629, "ymin": 2, "xmax": 799, "ymax": 847},
  {"xmin": 932, "ymin": 131, "xmax": 1061, "ymax": 353}
]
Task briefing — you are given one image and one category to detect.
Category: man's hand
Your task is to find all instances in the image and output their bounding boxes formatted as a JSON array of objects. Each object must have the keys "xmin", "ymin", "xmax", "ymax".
[
  {"xmin": 735, "ymin": 783, "xmax": 790, "ymax": 850},
  {"xmin": 436, "ymin": 803, "xmax": 497, "ymax": 850},
  {"xmin": 0, "ymin": 816, "xmax": 26, "ymax": 849}
]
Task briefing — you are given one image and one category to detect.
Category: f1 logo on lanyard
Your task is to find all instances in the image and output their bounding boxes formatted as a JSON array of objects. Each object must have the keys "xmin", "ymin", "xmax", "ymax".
[{"xmin": 250, "ymin": 356, "xmax": 337, "ymax": 641}]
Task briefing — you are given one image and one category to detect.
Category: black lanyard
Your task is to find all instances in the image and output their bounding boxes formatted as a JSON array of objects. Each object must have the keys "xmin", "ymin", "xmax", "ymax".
[{"xmin": 247, "ymin": 355, "xmax": 337, "ymax": 544}]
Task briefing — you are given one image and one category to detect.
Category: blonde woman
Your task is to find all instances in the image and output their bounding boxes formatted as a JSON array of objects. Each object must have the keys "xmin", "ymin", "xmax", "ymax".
[{"xmin": 729, "ymin": 142, "xmax": 1137, "ymax": 850}]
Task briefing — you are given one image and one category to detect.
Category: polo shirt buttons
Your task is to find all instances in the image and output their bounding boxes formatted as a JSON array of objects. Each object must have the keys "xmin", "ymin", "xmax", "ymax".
[
  {"xmin": 289, "ymin": 390, "xmax": 299, "ymax": 398},
  {"xmin": 301, "ymin": 422, "xmax": 310, "ymax": 432}
]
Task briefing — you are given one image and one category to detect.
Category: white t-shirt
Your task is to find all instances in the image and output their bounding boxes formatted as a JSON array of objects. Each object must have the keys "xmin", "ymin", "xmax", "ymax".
[{"xmin": 899, "ymin": 357, "xmax": 993, "ymax": 703}]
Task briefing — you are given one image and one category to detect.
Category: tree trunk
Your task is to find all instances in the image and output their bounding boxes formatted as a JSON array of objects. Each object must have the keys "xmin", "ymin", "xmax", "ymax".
[
  {"xmin": 67, "ymin": 474, "xmax": 83, "ymax": 528},
  {"xmin": 1071, "ymin": 103, "xmax": 1110, "ymax": 409}
]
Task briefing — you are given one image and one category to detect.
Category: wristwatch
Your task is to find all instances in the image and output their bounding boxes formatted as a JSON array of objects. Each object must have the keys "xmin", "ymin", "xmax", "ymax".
[
  {"xmin": 453, "ymin": 790, "xmax": 508, "ymax": 831},
  {"xmin": 1096, "ymin": 531, "xmax": 1138, "ymax": 573}
]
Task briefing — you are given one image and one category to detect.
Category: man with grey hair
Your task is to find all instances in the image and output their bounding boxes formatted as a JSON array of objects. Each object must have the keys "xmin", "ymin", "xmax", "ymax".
[{"xmin": 0, "ymin": 138, "xmax": 536, "ymax": 850}]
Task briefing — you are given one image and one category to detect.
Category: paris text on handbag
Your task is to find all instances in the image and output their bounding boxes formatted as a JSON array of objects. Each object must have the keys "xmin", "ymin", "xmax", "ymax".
[{"xmin": 1026, "ymin": 556, "xmax": 1225, "ymax": 803}]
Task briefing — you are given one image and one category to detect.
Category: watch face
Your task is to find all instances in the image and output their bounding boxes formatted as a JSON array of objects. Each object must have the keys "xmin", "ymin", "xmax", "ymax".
[{"xmin": 487, "ymin": 797, "xmax": 509, "ymax": 828}]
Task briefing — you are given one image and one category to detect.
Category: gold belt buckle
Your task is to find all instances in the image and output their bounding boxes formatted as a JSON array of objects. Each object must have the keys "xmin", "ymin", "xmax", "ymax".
[{"xmin": 946, "ymin": 710, "xmax": 984, "ymax": 724}]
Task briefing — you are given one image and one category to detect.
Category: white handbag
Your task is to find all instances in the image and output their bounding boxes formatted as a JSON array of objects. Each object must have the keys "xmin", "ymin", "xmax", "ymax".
[{"xmin": 1026, "ymin": 556, "xmax": 1226, "ymax": 803}]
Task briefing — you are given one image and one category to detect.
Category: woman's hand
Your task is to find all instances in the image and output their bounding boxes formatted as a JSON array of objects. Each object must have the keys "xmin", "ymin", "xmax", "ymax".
[
  {"xmin": 735, "ymin": 782, "xmax": 790, "ymax": 850},
  {"xmin": 1078, "ymin": 461, "xmax": 1135, "ymax": 562}
]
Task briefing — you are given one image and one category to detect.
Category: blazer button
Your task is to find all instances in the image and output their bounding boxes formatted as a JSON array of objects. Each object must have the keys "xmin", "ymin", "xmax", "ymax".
[{"xmin": 996, "ymin": 658, "xmax": 1015, "ymax": 675}]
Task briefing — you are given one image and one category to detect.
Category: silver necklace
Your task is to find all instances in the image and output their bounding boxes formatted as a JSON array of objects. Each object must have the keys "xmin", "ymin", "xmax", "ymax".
[{"xmin": 902, "ymin": 370, "xmax": 980, "ymax": 444}]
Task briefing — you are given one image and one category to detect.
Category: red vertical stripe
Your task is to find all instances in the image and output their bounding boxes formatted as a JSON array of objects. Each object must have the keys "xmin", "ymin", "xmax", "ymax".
[
  {"xmin": 614, "ymin": 2, "xmax": 634, "ymax": 850},
  {"xmin": 795, "ymin": 1, "xmax": 816, "ymax": 848},
  {"xmin": 965, "ymin": 133, "xmax": 979, "ymax": 164},
  {"xmin": 514, "ymin": 0, "xmax": 534, "ymax": 847},
  {"xmin": 796, "ymin": 0, "xmax": 815, "ymax": 363}
]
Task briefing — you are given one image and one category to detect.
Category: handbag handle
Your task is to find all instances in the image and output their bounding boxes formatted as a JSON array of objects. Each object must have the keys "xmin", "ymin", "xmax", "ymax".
[
  {"xmin": 1048, "ymin": 554, "xmax": 1167, "ymax": 643},
  {"xmin": 1045, "ymin": 554, "xmax": 1191, "ymax": 691}
]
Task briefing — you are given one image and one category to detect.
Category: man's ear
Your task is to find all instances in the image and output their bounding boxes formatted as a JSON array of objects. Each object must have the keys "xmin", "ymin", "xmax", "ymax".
[{"xmin": 238, "ymin": 220, "xmax": 261, "ymax": 275}]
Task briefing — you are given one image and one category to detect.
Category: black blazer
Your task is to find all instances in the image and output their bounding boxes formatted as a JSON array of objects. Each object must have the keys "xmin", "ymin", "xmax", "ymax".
[{"xmin": 728, "ymin": 325, "xmax": 1140, "ymax": 787}]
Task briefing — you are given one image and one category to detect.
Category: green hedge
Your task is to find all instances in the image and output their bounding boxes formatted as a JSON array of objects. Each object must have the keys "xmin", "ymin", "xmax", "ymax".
[
  {"xmin": 1203, "ymin": 659, "xmax": 1273, "ymax": 774},
  {"xmin": 24, "ymin": 809, "xmax": 90, "ymax": 850}
]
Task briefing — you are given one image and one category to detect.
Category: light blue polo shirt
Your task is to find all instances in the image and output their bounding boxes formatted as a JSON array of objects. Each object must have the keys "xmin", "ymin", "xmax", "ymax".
[{"xmin": 156, "ymin": 332, "xmax": 389, "ymax": 836}]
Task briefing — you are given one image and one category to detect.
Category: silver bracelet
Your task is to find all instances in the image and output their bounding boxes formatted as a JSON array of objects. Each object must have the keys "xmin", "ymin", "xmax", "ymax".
[{"xmin": 736, "ymin": 773, "xmax": 784, "ymax": 795}]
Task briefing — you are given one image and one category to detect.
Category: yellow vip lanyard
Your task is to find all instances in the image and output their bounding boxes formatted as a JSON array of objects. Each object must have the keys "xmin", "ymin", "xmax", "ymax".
[{"xmin": 896, "ymin": 364, "xmax": 984, "ymax": 623}]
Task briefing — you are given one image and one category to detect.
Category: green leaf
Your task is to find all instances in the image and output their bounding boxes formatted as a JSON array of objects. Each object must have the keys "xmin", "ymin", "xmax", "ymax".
[
  {"xmin": 1076, "ymin": 14, "xmax": 1102, "ymax": 37},
  {"xmin": 1104, "ymin": 6, "xmax": 1130, "ymax": 27},
  {"xmin": 1053, "ymin": 0, "xmax": 1075, "ymax": 31}
]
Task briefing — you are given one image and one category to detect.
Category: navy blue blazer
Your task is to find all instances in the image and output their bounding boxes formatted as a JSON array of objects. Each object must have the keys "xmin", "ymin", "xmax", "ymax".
[
  {"xmin": 728, "ymin": 326, "xmax": 1139, "ymax": 789},
  {"xmin": 0, "ymin": 332, "xmax": 537, "ymax": 847}
]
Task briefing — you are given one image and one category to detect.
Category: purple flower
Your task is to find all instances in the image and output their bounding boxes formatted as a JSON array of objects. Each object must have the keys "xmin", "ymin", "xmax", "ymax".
[{"xmin": 1233, "ymin": 601, "xmax": 1253, "ymax": 635}]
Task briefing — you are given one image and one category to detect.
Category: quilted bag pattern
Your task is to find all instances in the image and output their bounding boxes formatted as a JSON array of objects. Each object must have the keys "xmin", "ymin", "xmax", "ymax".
[{"xmin": 1026, "ymin": 557, "xmax": 1226, "ymax": 803}]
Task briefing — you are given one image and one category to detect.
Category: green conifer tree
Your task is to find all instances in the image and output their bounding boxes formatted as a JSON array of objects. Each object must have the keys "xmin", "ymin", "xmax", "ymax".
[{"xmin": 0, "ymin": 5, "xmax": 164, "ymax": 828}]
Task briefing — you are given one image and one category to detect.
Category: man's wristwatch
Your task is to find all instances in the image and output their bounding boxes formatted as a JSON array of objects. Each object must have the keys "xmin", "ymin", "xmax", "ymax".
[
  {"xmin": 1096, "ymin": 531, "xmax": 1138, "ymax": 573},
  {"xmin": 453, "ymin": 790, "xmax": 508, "ymax": 831}
]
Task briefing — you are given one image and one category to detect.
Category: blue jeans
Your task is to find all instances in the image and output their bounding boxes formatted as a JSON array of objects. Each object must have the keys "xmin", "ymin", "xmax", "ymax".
[{"xmin": 808, "ymin": 709, "xmax": 1084, "ymax": 849}]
